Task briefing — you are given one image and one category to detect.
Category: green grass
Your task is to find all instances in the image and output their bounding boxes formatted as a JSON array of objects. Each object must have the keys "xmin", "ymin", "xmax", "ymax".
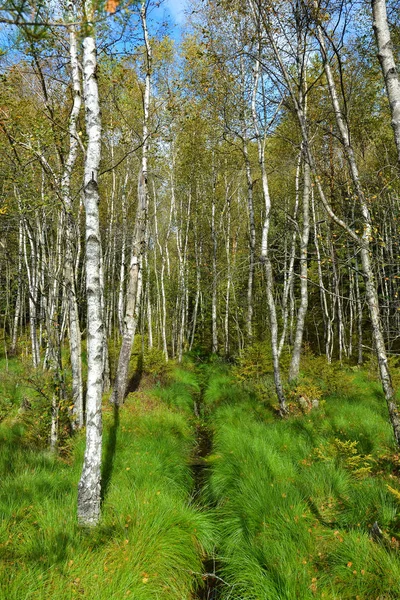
[
  {"xmin": 0, "ymin": 356, "xmax": 35, "ymax": 423},
  {"xmin": 2, "ymin": 352, "xmax": 400, "ymax": 600},
  {"xmin": 152, "ymin": 369, "xmax": 199, "ymax": 414},
  {"xmin": 0, "ymin": 380, "xmax": 213, "ymax": 599},
  {"xmin": 203, "ymin": 365, "xmax": 400, "ymax": 600}
]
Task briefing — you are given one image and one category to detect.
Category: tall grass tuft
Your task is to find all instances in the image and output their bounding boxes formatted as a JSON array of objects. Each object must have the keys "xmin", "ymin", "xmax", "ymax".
[
  {"xmin": 205, "ymin": 364, "xmax": 400, "ymax": 599},
  {"xmin": 0, "ymin": 381, "xmax": 213, "ymax": 599}
]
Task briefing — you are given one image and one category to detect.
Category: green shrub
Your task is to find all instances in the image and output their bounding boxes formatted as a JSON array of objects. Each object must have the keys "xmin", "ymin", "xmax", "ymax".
[{"xmin": 314, "ymin": 438, "xmax": 373, "ymax": 479}]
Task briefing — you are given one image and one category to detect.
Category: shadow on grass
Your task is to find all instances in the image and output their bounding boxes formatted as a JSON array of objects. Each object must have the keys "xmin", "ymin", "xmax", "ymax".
[
  {"xmin": 126, "ymin": 353, "xmax": 143, "ymax": 396},
  {"xmin": 27, "ymin": 531, "xmax": 74, "ymax": 566},
  {"xmin": 101, "ymin": 404, "xmax": 119, "ymax": 503}
]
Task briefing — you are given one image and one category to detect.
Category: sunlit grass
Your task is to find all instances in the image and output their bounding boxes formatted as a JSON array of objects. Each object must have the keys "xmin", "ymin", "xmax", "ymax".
[
  {"xmin": 2, "ymin": 353, "xmax": 400, "ymax": 599},
  {"xmin": 204, "ymin": 364, "xmax": 400, "ymax": 599},
  {"xmin": 0, "ymin": 380, "xmax": 213, "ymax": 599}
]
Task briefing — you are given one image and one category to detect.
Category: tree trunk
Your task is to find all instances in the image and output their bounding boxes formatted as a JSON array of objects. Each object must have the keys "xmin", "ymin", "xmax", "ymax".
[
  {"xmin": 372, "ymin": 0, "xmax": 400, "ymax": 164},
  {"xmin": 251, "ymin": 47, "xmax": 287, "ymax": 414},
  {"xmin": 243, "ymin": 143, "xmax": 256, "ymax": 343},
  {"xmin": 279, "ymin": 151, "xmax": 300, "ymax": 356},
  {"xmin": 111, "ymin": 2, "xmax": 151, "ymax": 404},
  {"xmin": 77, "ymin": 33, "xmax": 104, "ymax": 527},
  {"xmin": 62, "ymin": 9, "xmax": 83, "ymax": 429},
  {"xmin": 112, "ymin": 170, "xmax": 147, "ymax": 405},
  {"xmin": 11, "ymin": 218, "xmax": 23, "ymax": 354},
  {"xmin": 211, "ymin": 185, "xmax": 218, "ymax": 354},
  {"xmin": 289, "ymin": 159, "xmax": 310, "ymax": 381}
]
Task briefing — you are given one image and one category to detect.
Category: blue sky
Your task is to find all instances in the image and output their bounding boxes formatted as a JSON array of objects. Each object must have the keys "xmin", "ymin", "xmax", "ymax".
[
  {"xmin": 163, "ymin": 0, "xmax": 185, "ymax": 24},
  {"xmin": 148, "ymin": 0, "xmax": 186, "ymax": 42}
]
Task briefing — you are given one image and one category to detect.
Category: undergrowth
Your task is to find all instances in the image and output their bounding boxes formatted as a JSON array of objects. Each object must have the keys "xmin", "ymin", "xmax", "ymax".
[
  {"xmin": 2, "ymin": 350, "xmax": 400, "ymax": 600},
  {"xmin": 0, "ymin": 366, "xmax": 213, "ymax": 599},
  {"xmin": 202, "ymin": 361, "xmax": 400, "ymax": 600}
]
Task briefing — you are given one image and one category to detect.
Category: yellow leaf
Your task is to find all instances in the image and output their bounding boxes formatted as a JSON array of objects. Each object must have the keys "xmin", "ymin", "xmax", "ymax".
[{"xmin": 105, "ymin": 0, "xmax": 119, "ymax": 13}]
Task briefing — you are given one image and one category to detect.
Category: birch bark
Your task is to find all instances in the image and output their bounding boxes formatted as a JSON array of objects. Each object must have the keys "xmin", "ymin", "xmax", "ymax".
[
  {"xmin": 61, "ymin": 3, "xmax": 83, "ymax": 429},
  {"xmin": 372, "ymin": 0, "xmax": 400, "ymax": 164},
  {"xmin": 251, "ymin": 51, "xmax": 287, "ymax": 415},
  {"xmin": 111, "ymin": 2, "xmax": 151, "ymax": 405},
  {"xmin": 211, "ymin": 186, "xmax": 218, "ymax": 354},
  {"xmin": 77, "ymin": 30, "xmax": 104, "ymax": 527},
  {"xmin": 11, "ymin": 218, "xmax": 23, "ymax": 354},
  {"xmin": 278, "ymin": 152, "xmax": 300, "ymax": 357},
  {"xmin": 289, "ymin": 158, "xmax": 310, "ymax": 380}
]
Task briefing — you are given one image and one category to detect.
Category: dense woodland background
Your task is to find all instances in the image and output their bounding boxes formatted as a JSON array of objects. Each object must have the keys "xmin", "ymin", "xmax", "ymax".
[{"xmin": 2, "ymin": 0, "xmax": 400, "ymax": 597}]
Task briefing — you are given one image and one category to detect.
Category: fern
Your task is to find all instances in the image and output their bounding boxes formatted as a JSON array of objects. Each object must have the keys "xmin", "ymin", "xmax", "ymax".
[{"xmin": 314, "ymin": 439, "xmax": 372, "ymax": 479}]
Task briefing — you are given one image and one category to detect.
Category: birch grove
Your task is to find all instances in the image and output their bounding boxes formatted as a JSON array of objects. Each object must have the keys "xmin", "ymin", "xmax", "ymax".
[{"xmin": 2, "ymin": 0, "xmax": 400, "ymax": 531}]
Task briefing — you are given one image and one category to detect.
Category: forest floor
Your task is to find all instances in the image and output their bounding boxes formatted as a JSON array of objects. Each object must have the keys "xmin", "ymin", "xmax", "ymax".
[{"xmin": 1, "ymin": 350, "xmax": 400, "ymax": 599}]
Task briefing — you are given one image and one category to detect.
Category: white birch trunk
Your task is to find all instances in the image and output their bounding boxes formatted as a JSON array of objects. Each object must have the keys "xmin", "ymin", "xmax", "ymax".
[
  {"xmin": 311, "ymin": 190, "xmax": 333, "ymax": 362},
  {"xmin": 372, "ymin": 0, "xmax": 400, "ymax": 164},
  {"xmin": 62, "ymin": 6, "xmax": 83, "ymax": 429},
  {"xmin": 77, "ymin": 33, "xmax": 104, "ymax": 527},
  {"xmin": 190, "ymin": 238, "xmax": 202, "ymax": 351},
  {"xmin": 224, "ymin": 194, "xmax": 231, "ymax": 356},
  {"xmin": 243, "ymin": 143, "xmax": 256, "ymax": 343},
  {"xmin": 211, "ymin": 185, "xmax": 218, "ymax": 354},
  {"xmin": 278, "ymin": 151, "xmax": 301, "ymax": 356},
  {"xmin": 111, "ymin": 1, "xmax": 151, "ymax": 404},
  {"xmin": 154, "ymin": 183, "xmax": 172, "ymax": 361},
  {"xmin": 251, "ymin": 50, "xmax": 287, "ymax": 414},
  {"xmin": 22, "ymin": 215, "xmax": 40, "ymax": 368},
  {"xmin": 289, "ymin": 159, "xmax": 310, "ymax": 381},
  {"xmin": 11, "ymin": 218, "xmax": 23, "ymax": 354},
  {"xmin": 118, "ymin": 172, "xmax": 129, "ymax": 335}
]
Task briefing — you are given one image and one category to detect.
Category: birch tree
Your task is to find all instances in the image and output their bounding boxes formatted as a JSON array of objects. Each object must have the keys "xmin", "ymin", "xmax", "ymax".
[
  {"xmin": 111, "ymin": 1, "xmax": 151, "ymax": 406},
  {"xmin": 62, "ymin": 0, "xmax": 84, "ymax": 429},
  {"xmin": 372, "ymin": 0, "xmax": 400, "ymax": 164},
  {"xmin": 250, "ymin": 29, "xmax": 287, "ymax": 415},
  {"xmin": 77, "ymin": 3, "xmax": 104, "ymax": 526}
]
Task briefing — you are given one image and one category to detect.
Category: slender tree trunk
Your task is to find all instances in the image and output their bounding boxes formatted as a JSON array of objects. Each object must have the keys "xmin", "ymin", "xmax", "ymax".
[
  {"xmin": 372, "ymin": 0, "xmax": 400, "ymax": 164},
  {"xmin": 111, "ymin": 2, "xmax": 151, "ymax": 404},
  {"xmin": 62, "ymin": 7, "xmax": 83, "ymax": 429},
  {"xmin": 145, "ymin": 253, "xmax": 153, "ymax": 349},
  {"xmin": 251, "ymin": 47, "xmax": 287, "ymax": 414},
  {"xmin": 112, "ymin": 170, "xmax": 147, "ymax": 405},
  {"xmin": 355, "ymin": 256, "xmax": 363, "ymax": 365},
  {"xmin": 243, "ymin": 143, "xmax": 256, "ymax": 343},
  {"xmin": 190, "ymin": 239, "xmax": 202, "ymax": 351},
  {"xmin": 211, "ymin": 184, "xmax": 218, "ymax": 354},
  {"xmin": 118, "ymin": 187, "xmax": 127, "ymax": 336},
  {"xmin": 154, "ymin": 181, "xmax": 172, "ymax": 361},
  {"xmin": 77, "ymin": 32, "xmax": 104, "ymax": 527},
  {"xmin": 22, "ymin": 217, "xmax": 40, "ymax": 368},
  {"xmin": 11, "ymin": 218, "xmax": 23, "ymax": 354},
  {"xmin": 224, "ymin": 194, "xmax": 231, "ymax": 356},
  {"xmin": 289, "ymin": 159, "xmax": 310, "ymax": 381},
  {"xmin": 279, "ymin": 151, "xmax": 300, "ymax": 356}
]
